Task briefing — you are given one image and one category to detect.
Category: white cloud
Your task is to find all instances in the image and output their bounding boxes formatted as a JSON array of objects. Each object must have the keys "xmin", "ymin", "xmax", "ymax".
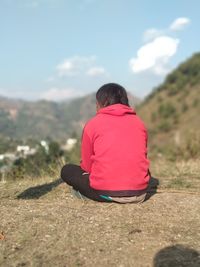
[
  {"xmin": 143, "ymin": 28, "xmax": 163, "ymax": 42},
  {"xmin": 56, "ymin": 55, "xmax": 108, "ymax": 78},
  {"xmin": 40, "ymin": 87, "xmax": 82, "ymax": 101},
  {"xmin": 135, "ymin": 17, "xmax": 190, "ymax": 75},
  {"xmin": 56, "ymin": 56, "xmax": 96, "ymax": 77},
  {"xmin": 170, "ymin": 17, "xmax": 190, "ymax": 31},
  {"xmin": 143, "ymin": 17, "xmax": 190, "ymax": 42},
  {"xmin": 129, "ymin": 36, "xmax": 179, "ymax": 75},
  {"xmin": 86, "ymin": 67, "xmax": 106, "ymax": 77}
]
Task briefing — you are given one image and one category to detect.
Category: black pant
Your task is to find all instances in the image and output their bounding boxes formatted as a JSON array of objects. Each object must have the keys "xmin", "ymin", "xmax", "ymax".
[{"xmin": 60, "ymin": 164, "xmax": 111, "ymax": 202}]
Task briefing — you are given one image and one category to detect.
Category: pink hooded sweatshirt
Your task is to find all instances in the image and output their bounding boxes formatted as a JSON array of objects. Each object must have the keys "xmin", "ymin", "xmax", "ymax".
[{"xmin": 80, "ymin": 104, "xmax": 150, "ymax": 196}]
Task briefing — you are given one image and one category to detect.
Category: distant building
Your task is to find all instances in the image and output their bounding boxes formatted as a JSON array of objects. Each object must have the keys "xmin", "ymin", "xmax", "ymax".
[
  {"xmin": 24, "ymin": 148, "xmax": 37, "ymax": 156},
  {"xmin": 40, "ymin": 140, "xmax": 49, "ymax": 152},
  {"xmin": 0, "ymin": 155, "xmax": 5, "ymax": 161},
  {"xmin": 17, "ymin": 145, "xmax": 30, "ymax": 153},
  {"xmin": 63, "ymin": 138, "xmax": 77, "ymax": 151},
  {"xmin": 3, "ymin": 153, "xmax": 16, "ymax": 160},
  {"xmin": 16, "ymin": 145, "xmax": 37, "ymax": 156}
]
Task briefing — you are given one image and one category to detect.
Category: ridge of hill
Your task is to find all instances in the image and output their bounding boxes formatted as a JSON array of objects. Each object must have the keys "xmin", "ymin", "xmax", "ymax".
[
  {"xmin": 0, "ymin": 93, "xmax": 139, "ymax": 141},
  {"xmin": 137, "ymin": 52, "xmax": 200, "ymax": 158}
]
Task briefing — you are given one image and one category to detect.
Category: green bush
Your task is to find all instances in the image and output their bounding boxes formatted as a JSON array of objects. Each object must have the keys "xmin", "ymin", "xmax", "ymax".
[
  {"xmin": 167, "ymin": 84, "xmax": 179, "ymax": 96},
  {"xmin": 65, "ymin": 140, "xmax": 81, "ymax": 165},
  {"xmin": 181, "ymin": 102, "xmax": 189, "ymax": 112},
  {"xmin": 157, "ymin": 121, "xmax": 171, "ymax": 132},
  {"xmin": 6, "ymin": 141, "xmax": 64, "ymax": 180},
  {"xmin": 193, "ymin": 98, "xmax": 199, "ymax": 107},
  {"xmin": 158, "ymin": 103, "xmax": 176, "ymax": 119}
]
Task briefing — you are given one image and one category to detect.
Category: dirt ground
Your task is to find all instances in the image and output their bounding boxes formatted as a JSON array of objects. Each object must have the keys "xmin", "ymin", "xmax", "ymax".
[{"xmin": 0, "ymin": 160, "xmax": 200, "ymax": 267}]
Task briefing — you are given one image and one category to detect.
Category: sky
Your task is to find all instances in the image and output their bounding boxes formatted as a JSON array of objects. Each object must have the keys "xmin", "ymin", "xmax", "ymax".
[{"xmin": 0, "ymin": 0, "xmax": 200, "ymax": 101}]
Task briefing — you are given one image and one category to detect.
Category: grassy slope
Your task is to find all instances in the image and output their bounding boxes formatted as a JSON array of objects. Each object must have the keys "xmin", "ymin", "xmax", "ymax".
[
  {"xmin": 0, "ymin": 160, "xmax": 200, "ymax": 267},
  {"xmin": 137, "ymin": 53, "xmax": 200, "ymax": 157}
]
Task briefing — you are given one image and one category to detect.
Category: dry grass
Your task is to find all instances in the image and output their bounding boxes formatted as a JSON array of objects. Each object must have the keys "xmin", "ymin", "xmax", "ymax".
[
  {"xmin": 150, "ymin": 158, "xmax": 200, "ymax": 190},
  {"xmin": 0, "ymin": 160, "xmax": 200, "ymax": 267}
]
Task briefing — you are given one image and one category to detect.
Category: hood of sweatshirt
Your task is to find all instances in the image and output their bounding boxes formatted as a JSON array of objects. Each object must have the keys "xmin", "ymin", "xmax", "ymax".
[{"xmin": 97, "ymin": 104, "xmax": 136, "ymax": 116}]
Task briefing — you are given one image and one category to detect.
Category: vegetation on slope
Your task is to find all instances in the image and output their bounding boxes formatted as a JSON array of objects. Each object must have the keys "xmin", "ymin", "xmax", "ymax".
[
  {"xmin": 137, "ymin": 52, "xmax": 200, "ymax": 160},
  {"xmin": 1, "ymin": 53, "xmax": 200, "ymax": 162},
  {"xmin": 0, "ymin": 93, "xmax": 139, "ymax": 141}
]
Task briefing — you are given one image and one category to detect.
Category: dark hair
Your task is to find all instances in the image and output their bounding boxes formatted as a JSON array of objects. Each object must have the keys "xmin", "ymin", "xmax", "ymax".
[{"xmin": 96, "ymin": 83, "xmax": 129, "ymax": 107}]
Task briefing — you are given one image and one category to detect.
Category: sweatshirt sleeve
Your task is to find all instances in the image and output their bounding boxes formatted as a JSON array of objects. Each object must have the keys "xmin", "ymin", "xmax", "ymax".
[{"xmin": 80, "ymin": 127, "xmax": 93, "ymax": 173}]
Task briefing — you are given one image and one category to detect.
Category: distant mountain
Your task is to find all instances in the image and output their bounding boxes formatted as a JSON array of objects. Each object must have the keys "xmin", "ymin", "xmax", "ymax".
[
  {"xmin": 1, "ymin": 52, "xmax": 200, "ymax": 159},
  {"xmin": 0, "ymin": 92, "xmax": 140, "ymax": 141},
  {"xmin": 137, "ymin": 52, "xmax": 200, "ymax": 157}
]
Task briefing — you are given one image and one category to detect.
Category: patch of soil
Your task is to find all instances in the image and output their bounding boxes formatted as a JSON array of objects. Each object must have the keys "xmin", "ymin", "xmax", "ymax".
[{"xmin": 0, "ymin": 180, "xmax": 200, "ymax": 267}]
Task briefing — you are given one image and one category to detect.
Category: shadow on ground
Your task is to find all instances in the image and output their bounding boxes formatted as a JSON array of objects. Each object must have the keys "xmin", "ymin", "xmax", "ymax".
[
  {"xmin": 17, "ymin": 178, "xmax": 62, "ymax": 199},
  {"xmin": 145, "ymin": 176, "xmax": 159, "ymax": 201},
  {"xmin": 17, "ymin": 176, "xmax": 159, "ymax": 201},
  {"xmin": 153, "ymin": 244, "xmax": 200, "ymax": 267}
]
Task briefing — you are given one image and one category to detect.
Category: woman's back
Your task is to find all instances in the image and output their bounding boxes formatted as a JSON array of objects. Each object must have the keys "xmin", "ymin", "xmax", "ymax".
[
  {"xmin": 81, "ymin": 103, "xmax": 150, "ymax": 196},
  {"xmin": 61, "ymin": 83, "xmax": 150, "ymax": 202}
]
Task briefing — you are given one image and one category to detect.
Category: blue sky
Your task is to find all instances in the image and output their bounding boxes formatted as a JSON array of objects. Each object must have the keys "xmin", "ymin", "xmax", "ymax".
[{"xmin": 0, "ymin": 0, "xmax": 199, "ymax": 101}]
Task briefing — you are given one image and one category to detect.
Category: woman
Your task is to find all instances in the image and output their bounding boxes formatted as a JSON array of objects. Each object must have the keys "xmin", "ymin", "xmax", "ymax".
[{"xmin": 61, "ymin": 83, "xmax": 150, "ymax": 203}]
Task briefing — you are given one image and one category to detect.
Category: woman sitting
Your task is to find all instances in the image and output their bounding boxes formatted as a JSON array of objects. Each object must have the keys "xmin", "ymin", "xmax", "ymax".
[{"xmin": 61, "ymin": 83, "xmax": 150, "ymax": 203}]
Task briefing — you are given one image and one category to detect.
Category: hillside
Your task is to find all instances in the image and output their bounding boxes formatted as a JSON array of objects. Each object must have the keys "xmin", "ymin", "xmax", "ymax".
[
  {"xmin": 0, "ymin": 94, "xmax": 95, "ymax": 140},
  {"xmin": 1, "ymin": 52, "xmax": 200, "ymax": 157},
  {"xmin": 0, "ymin": 93, "xmax": 139, "ymax": 141},
  {"xmin": 137, "ymin": 52, "xmax": 200, "ymax": 158}
]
